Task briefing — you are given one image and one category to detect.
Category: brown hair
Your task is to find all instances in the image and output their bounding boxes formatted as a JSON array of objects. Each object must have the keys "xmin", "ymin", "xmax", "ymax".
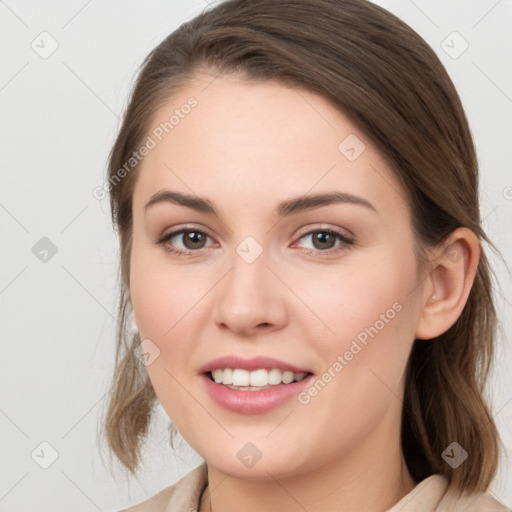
[{"xmin": 98, "ymin": 0, "xmax": 506, "ymax": 494}]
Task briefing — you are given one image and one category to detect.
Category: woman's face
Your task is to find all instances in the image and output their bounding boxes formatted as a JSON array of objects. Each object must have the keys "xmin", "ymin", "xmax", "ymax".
[{"xmin": 130, "ymin": 73, "xmax": 427, "ymax": 478}]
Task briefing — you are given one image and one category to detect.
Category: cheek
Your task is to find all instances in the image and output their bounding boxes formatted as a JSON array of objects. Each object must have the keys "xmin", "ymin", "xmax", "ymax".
[
  {"xmin": 301, "ymin": 256, "xmax": 411, "ymax": 323},
  {"xmin": 129, "ymin": 245, "xmax": 201, "ymax": 425},
  {"xmin": 129, "ymin": 240, "xmax": 195, "ymax": 341},
  {"xmin": 291, "ymin": 269, "xmax": 415, "ymax": 440},
  {"xmin": 291, "ymin": 248, "xmax": 417, "ymax": 377},
  {"xmin": 129, "ymin": 242, "xmax": 212, "ymax": 390}
]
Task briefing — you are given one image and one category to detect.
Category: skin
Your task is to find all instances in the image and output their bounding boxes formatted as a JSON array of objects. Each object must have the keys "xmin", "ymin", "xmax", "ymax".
[{"xmin": 129, "ymin": 72, "xmax": 480, "ymax": 512}]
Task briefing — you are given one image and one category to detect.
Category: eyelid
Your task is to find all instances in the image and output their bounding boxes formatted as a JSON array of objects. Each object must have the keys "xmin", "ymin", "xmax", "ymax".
[
  {"xmin": 293, "ymin": 223, "xmax": 353, "ymax": 240},
  {"xmin": 158, "ymin": 223, "xmax": 214, "ymax": 240}
]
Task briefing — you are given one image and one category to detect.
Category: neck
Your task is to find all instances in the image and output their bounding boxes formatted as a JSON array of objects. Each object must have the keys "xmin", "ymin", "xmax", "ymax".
[{"xmin": 199, "ymin": 434, "xmax": 416, "ymax": 512}]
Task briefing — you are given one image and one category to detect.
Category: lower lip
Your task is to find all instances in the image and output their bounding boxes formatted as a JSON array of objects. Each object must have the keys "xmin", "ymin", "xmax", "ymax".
[{"xmin": 200, "ymin": 373, "xmax": 314, "ymax": 414}]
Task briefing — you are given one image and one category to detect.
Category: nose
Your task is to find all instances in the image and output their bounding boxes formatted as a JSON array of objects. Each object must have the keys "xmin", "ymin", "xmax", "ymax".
[{"xmin": 212, "ymin": 248, "xmax": 288, "ymax": 336}]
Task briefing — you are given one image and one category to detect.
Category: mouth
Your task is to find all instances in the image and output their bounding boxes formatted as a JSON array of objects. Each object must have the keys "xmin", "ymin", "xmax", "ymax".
[
  {"xmin": 200, "ymin": 368, "xmax": 316, "ymax": 414},
  {"xmin": 204, "ymin": 368, "xmax": 314, "ymax": 391}
]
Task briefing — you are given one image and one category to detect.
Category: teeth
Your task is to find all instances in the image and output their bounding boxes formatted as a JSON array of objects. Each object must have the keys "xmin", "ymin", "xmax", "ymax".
[{"xmin": 211, "ymin": 368, "xmax": 308, "ymax": 387}]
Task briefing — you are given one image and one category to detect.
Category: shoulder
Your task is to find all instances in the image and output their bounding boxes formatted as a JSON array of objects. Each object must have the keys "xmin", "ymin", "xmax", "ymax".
[
  {"xmin": 118, "ymin": 462, "xmax": 208, "ymax": 512},
  {"xmin": 387, "ymin": 474, "xmax": 511, "ymax": 512},
  {"xmin": 438, "ymin": 479, "xmax": 511, "ymax": 512}
]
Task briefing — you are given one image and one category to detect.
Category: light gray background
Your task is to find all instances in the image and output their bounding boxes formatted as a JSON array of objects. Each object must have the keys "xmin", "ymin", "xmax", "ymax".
[{"xmin": 1, "ymin": 1, "xmax": 511, "ymax": 510}]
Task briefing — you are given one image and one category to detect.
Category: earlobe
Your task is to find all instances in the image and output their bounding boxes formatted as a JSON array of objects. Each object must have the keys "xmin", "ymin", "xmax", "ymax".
[
  {"xmin": 130, "ymin": 310, "xmax": 139, "ymax": 335},
  {"xmin": 414, "ymin": 228, "xmax": 480, "ymax": 341}
]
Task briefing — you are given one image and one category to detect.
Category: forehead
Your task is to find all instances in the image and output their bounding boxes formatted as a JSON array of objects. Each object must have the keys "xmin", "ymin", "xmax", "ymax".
[{"xmin": 132, "ymin": 73, "xmax": 409, "ymax": 221}]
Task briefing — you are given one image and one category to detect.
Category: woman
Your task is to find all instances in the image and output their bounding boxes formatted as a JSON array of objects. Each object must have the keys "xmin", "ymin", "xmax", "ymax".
[{"xmin": 101, "ymin": 0, "xmax": 510, "ymax": 510}]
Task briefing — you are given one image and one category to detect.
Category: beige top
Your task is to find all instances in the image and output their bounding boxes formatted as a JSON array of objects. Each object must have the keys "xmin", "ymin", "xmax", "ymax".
[{"xmin": 119, "ymin": 462, "xmax": 510, "ymax": 512}]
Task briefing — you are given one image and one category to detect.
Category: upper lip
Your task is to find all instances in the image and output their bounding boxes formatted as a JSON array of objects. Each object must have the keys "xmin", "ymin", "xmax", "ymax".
[{"xmin": 198, "ymin": 356, "xmax": 312, "ymax": 374}]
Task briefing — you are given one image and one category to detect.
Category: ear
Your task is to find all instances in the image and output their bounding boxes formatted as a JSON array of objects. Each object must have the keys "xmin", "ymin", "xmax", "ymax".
[{"xmin": 414, "ymin": 227, "xmax": 480, "ymax": 340}]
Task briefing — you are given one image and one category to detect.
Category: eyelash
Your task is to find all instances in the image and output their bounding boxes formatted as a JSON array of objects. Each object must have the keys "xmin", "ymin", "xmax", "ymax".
[{"xmin": 156, "ymin": 224, "xmax": 355, "ymax": 258}]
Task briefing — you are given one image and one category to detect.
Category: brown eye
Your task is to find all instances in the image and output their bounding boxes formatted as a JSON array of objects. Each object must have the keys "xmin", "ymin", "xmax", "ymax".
[
  {"xmin": 310, "ymin": 231, "xmax": 337, "ymax": 250},
  {"xmin": 157, "ymin": 227, "xmax": 215, "ymax": 257},
  {"xmin": 179, "ymin": 231, "xmax": 207, "ymax": 250},
  {"xmin": 295, "ymin": 228, "xmax": 354, "ymax": 255}
]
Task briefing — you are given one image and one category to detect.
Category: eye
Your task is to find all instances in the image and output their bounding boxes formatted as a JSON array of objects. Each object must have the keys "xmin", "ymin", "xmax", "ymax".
[
  {"xmin": 157, "ymin": 227, "xmax": 215, "ymax": 257},
  {"xmin": 293, "ymin": 228, "xmax": 354, "ymax": 256}
]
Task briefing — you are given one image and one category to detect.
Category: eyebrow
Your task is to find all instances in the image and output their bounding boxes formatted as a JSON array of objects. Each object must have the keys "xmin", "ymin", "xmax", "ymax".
[{"xmin": 144, "ymin": 189, "xmax": 377, "ymax": 217}]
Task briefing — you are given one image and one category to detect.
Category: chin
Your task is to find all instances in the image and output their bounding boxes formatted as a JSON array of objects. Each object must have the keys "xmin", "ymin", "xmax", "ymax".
[{"xmin": 199, "ymin": 441, "xmax": 312, "ymax": 480}]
